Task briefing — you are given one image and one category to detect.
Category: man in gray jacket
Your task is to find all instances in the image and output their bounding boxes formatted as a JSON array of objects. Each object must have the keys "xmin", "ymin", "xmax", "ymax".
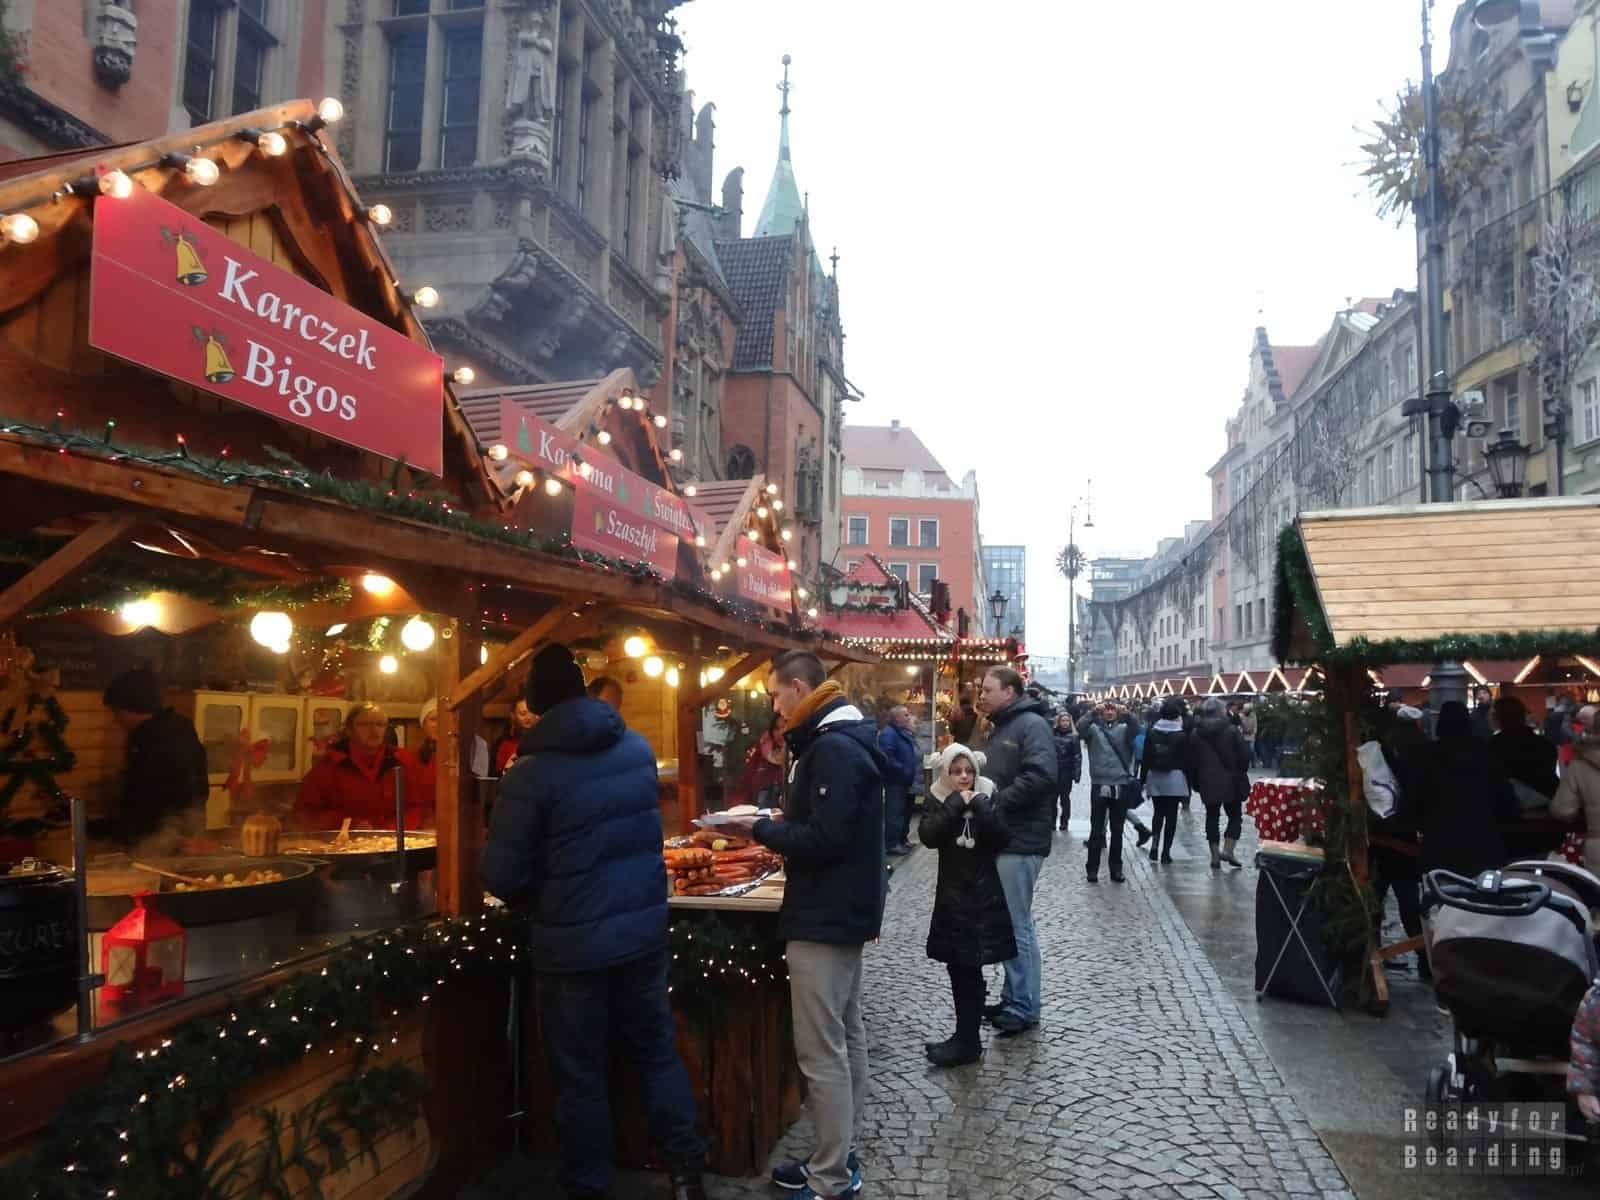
[
  {"xmin": 1078, "ymin": 701, "xmax": 1143, "ymax": 883},
  {"xmin": 977, "ymin": 666, "xmax": 1057, "ymax": 1035}
]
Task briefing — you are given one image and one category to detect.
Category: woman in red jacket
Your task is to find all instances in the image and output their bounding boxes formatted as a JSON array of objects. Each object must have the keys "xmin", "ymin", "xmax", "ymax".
[
  {"xmin": 295, "ymin": 702, "xmax": 421, "ymax": 830},
  {"xmin": 397, "ymin": 699, "xmax": 439, "ymax": 829}
]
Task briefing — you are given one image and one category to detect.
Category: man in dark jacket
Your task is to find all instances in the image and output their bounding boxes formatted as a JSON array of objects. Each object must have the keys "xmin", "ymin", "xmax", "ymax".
[
  {"xmin": 103, "ymin": 668, "xmax": 208, "ymax": 850},
  {"xmin": 1051, "ymin": 712, "xmax": 1082, "ymax": 832},
  {"xmin": 977, "ymin": 666, "xmax": 1056, "ymax": 1036},
  {"xmin": 735, "ymin": 651, "xmax": 883, "ymax": 1200},
  {"xmin": 1077, "ymin": 701, "xmax": 1143, "ymax": 883},
  {"xmin": 878, "ymin": 705, "xmax": 920, "ymax": 857},
  {"xmin": 482, "ymin": 645, "xmax": 706, "ymax": 1200}
]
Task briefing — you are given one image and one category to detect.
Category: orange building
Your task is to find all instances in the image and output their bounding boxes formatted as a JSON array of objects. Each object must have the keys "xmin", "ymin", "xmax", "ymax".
[{"xmin": 841, "ymin": 421, "xmax": 992, "ymax": 635}]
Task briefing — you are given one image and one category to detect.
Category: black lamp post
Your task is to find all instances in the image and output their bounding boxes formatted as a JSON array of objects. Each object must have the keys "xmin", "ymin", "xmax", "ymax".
[
  {"xmin": 1484, "ymin": 428, "xmax": 1531, "ymax": 497},
  {"xmin": 988, "ymin": 589, "xmax": 1009, "ymax": 629}
]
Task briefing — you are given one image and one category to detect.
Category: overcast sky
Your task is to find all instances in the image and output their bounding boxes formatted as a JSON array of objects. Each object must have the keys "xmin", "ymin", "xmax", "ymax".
[{"xmin": 675, "ymin": 0, "xmax": 1434, "ymax": 656}]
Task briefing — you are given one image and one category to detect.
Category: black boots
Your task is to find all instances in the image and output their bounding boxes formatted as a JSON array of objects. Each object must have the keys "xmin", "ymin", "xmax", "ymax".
[
  {"xmin": 925, "ymin": 1037, "xmax": 982, "ymax": 1067},
  {"xmin": 669, "ymin": 1170, "xmax": 708, "ymax": 1200}
]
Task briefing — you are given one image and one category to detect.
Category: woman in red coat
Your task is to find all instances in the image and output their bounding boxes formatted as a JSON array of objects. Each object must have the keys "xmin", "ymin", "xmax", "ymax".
[
  {"xmin": 295, "ymin": 702, "xmax": 422, "ymax": 830},
  {"xmin": 398, "ymin": 699, "xmax": 439, "ymax": 829}
]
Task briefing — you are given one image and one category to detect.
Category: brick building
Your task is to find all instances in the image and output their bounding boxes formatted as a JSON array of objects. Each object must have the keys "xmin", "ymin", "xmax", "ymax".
[{"xmin": 841, "ymin": 421, "xmax": 991, "ymax": 635}]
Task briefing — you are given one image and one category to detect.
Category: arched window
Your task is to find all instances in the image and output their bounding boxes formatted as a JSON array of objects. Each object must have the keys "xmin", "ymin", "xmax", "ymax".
[{"xmin": 725, "ymin": 444, "xmax": 756, "ymax": 479}]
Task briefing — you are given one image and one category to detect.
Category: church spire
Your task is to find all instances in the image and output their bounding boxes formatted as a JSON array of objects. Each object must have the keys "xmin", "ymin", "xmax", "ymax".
[{"xmin": 754, "ymin": 55, "xmax": 804, "ymax": 238}]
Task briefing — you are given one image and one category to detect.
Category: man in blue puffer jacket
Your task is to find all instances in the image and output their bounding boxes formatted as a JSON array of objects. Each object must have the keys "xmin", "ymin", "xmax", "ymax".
[{"xmin": 482, "ymin": 643, "xmax": 706, "ymax": 1200}]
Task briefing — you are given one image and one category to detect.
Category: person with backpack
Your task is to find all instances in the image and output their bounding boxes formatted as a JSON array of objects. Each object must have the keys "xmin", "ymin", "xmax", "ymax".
[
  {"xmin": 1138, "ymin": 698, "xmax": 1189, "ymax": 864},
  {"xmin": 1187, "ymin": 698, "xmax": 1251, "ymax": 870},
  {"xmin": 1077, "ymin": 701, "xmax": 1143, "ymax": 883}
]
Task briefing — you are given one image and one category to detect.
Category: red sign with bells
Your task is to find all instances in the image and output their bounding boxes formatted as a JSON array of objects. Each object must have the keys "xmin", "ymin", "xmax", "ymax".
[{"xmin": 88, "ymin": 185, "xmax": 444, "ymax": 474}]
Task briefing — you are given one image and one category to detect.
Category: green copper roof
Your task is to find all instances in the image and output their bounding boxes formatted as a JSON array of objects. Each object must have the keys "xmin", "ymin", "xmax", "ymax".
[{"xmin": 754, "ymin": 58, "xmax": 804, "ymax": 238}]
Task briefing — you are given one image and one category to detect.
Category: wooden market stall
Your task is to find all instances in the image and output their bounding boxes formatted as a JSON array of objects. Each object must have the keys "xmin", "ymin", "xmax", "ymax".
[
  {"xmin": 1271, "ymin": 499, "xmax": 1600, "ymax": 1009},
  {"xmin": 0, "ymin": 101, "xmax": 873, "ymax": 1197}
]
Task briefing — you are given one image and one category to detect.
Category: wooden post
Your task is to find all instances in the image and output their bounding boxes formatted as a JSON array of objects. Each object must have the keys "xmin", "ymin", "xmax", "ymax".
[
  {"xmin": 0, "ymin": 513, "xmax": 141, "ymax": 628},
  {"xmin": 447, "ymin": 601, "xmax": 576, "ymax": 711},
  {"xmin": 436, "ymin": 608, "xmax": 483, "ymax": 916},
  {"xmin": 677, "ymin": 653, "xmax": 703, "ymax": 833}
]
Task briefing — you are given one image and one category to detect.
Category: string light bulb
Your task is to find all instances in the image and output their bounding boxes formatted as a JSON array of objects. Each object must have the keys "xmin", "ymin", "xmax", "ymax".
[
  {"xmin": 618, "ymin": 395, "xmax": 635, "ymax": 410},
  {"xmin": 120, "ymin": 597, "xmax": 159, "ymax": 629},
  {"xmin": 98, "ymin": 169, "xmax": 133, "ymax": 199},
  {"xmin": 487, "ymin": 442, "xmax": 509, "ymax": 462},
  {"xmin": 668, "ymin": 447, "xmax": 683, "ymax": 462},
  {"xmin": 765, "ymin": 483, "xmax": 779, "ymax": 496},
  {"xmin": 757, "ymin": 506, "xmax": 769, "ymax": 519},
  {"xmin": 318, "ymin": 97, "xmax": 346, "ymax": 124},
  {"xmin": 653, "ymin": 413, "xmax": 668, "ymax": 429},
  {"xmin": 694, "ymin": 534, "xmax": 706, "ymax": 547},
  {"xmin": 0, "ymin": 212, "xmax": 38, "ymax": 244},
  {"xmin": 379, "ymin": 654, "xmax": 399, "ymax": 675},
  {"xmin": 361, "ymin": 573, "xmax": 396, "ymax": 596},
  {"xmin": 796, "ymin": 587, "xmax": 809, "ymax": 600},
  {"xmin": 772, "ymin": 499, "xmax": 784, "ymax": 512},
  {"xmin": 596, "ymin": 429, "xmax": 612, "ymax": 445},
  {"xmin": 183, "ymin": 156, "xmax": 220, "ymax": 186},
  {"xmin": 364, "ymin": 203, "xmax": 394, "ymax": 226},
  {"xmin": 514, "ymin": 468, "xmax": 535, "ymax": 488},
  {"xmin": 250, "ymin": 611, "xmax": 293, "ymax": 648},
  {"xmin": 683, "ymin": 484, "xmax": 697, "ymax": 497},
  {"xmin": 623, "ymin": 635, "xmax": 649, "ymax": 658},
  {"xmin": 410, "ymin": 285, "xmax": 440, "ymax": 308},
  {"xmin": 642, "ymin": 655, "xmax": 665, "ymax": 678},
  {"xmin": 807, "ymin": 607, "xmax": 819, "ymax": 619},
  {"xmin": 400, "ymin": 615, "xmax": 435, "ymax": 651},
  {"xmin": 257, "ymin": 130, "xmax": 288, "ymax": 157},
  {"xmin": 452, "ymin": 365, "xmax": 475, "ymax": 385},
  {"xmin": 781, "ymin": 528, "xmax": 794, "ymax": 541},
  {"xmin": 736, "ymin": 556, "xmax": 748, "ymax": 568},
  {"xmin": 480, "ymin": 644, "xmax": 489, "ymax": 665},
  {"xmin": 665, "ymin": 666, "xmax": 681, "ymax": 688},
  {"xmin": 787, "ymin": 559, "xmax": 799, "ymax": 570},
  {"xmin": 543, "ymin": 477, "xmax": 562, "ymax": 496}
]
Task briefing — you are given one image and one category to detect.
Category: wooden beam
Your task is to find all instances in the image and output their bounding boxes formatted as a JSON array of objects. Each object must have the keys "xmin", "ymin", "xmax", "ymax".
[
  {"xmin": 436, "ymin": 608, "xmax": 483, "ymax": 917},
  {"xmin": 446, "ymin": 601, "xmax": 578, "ymax": 711},
  {"xmin": 0, "ymin": 512, "xmax": 141, "ymax": 628},
  {"xmin": 677, "ymin": 653, "xmax": 704, "ymax": 832},
  {"xmin": 685, "ymin": 651, "xmax": 771, "ymax": 709}
]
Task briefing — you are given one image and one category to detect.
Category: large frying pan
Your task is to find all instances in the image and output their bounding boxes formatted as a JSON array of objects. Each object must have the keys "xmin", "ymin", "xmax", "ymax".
[
  {"xmin": 275, "ymin": 830, "xmax": 437, "ymax": 875},
  {"xmin": 85, "ymin": 855, "xmax": 320, "ymax": 931}
]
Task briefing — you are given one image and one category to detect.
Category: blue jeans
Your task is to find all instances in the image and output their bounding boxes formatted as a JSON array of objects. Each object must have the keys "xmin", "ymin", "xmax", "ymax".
[
  {"xmin": 884, "ymin": 782, "xmax": 910, "ymax": 849},
  {"xmin": 536, "ymin": 947, "xmax": 706, "ymax": 1194},
  {"xmin": 995, "ymin": 852, "xmax": 1044, "ymax": 1023}
]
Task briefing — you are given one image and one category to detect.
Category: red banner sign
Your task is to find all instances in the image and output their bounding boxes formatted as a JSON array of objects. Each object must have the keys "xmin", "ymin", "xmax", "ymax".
[
  {"xmin": 734, "ymin": 536, "xmax": 793, "ymax": 612},
  {"xmin": 571, "ymin": 486, "xmax": 679, "ymax": 578},
  {"xmin": 499, "ymin": 400, "xmax": 701, "ymax": 543},
  {"xmin": 89, "ymin": 186, "xmax": 444, "ymax": 474}
]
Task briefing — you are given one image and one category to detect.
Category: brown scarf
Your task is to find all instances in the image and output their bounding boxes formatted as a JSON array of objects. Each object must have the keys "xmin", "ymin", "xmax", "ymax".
[{"xmin": 785, "ymin": 679, "xmax": 846, "ymax": 731}]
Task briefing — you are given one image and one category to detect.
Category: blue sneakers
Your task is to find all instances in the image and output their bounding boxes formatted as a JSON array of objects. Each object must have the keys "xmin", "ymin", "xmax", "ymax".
[{"xmin": 770, "ymin": 1149, "xmax": 863, "ymax": 1193}]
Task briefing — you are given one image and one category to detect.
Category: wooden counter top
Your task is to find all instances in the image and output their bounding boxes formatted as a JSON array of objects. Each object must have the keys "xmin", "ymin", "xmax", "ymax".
[{"xmin": 668, "ymin": 876, "xmax": 784, "ymax": 913}]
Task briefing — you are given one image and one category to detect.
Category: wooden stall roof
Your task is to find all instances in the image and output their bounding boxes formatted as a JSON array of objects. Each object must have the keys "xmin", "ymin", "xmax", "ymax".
[{"xmin": 1297, "ymin": 497, "xmax": 1600, "ymax": 645}]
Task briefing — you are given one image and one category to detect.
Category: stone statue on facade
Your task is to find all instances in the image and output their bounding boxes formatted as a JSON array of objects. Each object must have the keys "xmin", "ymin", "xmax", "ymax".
[
  {"xmin": 93, "ymin": 0, "xmax": 139, "ymax": 89},
  {"xmin": 505, "ymin": 13, "xmax": 556, "ymax": 168}
]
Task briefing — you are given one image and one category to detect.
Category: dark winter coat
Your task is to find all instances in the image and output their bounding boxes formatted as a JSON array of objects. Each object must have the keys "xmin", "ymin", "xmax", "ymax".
[
  {"xmin": 979, "ymin": 695, "xmax": 1058, "ymax": 858},
  {"xmin": 753, "ymin": 697, "xmax": 887, "ymax": 945},
  {"xmin": 877, "ymin": 723, "xmax": 920, "ymax": 788},
  {"xmin": 481, "ymin": 697, "xmax": 668, "ymax": 973},
  {"xmin": 1052, "ymin": 728, "xmax": 1082, "ymax": 789},
  {"xmin": 1077, "ymin": 712, "xmax": 1141, "ymax": 788},
  {"xmin": 1186, "ymin": 715, "xmax": 1250, "ymax": 808},
  {"xmin": 117, "ymin": 708, "xmax": 209, "ymax": 846},
  {"xmin": 920, "ymin": 782, "xmax": 1016, "ymax": 967},
  {"xmin": 1139, "ymin": 719, "xmax": 1191, "ymax": 797},
  {"xmin": 1489, "ymin": 725, "xmax": 1559, "ymax": 802},
  {"xmin": 1412, "ymin": 731, "xmax": 1518, "ymax": 876}
]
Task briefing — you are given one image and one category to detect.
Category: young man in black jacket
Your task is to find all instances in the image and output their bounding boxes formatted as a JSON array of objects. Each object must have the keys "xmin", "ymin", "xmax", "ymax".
[
  {"xmin": 976, "ymin": 666, "xmax": 1057, "ymax": 1036},
  {"xmin": 727, "ymin": 650, "xmax": 884, "ymax": 1200}
]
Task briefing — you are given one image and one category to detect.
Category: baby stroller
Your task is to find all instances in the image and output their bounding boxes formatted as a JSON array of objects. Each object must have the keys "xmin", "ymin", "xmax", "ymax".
[{"xmin": 1421, "ymin": 860, "xmax": 1600, "ymax": 1157}]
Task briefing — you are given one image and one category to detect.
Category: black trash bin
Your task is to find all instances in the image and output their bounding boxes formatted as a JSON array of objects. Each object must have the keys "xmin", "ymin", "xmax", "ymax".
[{"xmin": 1255, "ymin": 849, "xmax": 1341, "ymax": 1008}]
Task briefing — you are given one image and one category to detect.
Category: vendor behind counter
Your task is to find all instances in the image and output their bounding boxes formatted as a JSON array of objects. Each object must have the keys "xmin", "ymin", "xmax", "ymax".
[
  {"xmin": 100, "ymin": 667, "xmax": 208, "ymax": 849},
  {"xmin": 294, "ymin": 701, "xmax": 431, "ymax": 831}
]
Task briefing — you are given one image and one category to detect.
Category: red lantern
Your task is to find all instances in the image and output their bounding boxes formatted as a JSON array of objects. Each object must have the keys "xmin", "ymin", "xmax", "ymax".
[{"xmin": 100, "ymin": 893, "xmax": 186, "ymax": 1010}]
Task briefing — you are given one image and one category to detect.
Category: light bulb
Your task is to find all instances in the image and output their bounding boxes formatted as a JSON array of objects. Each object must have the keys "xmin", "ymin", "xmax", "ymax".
[
  {"xmin": 618, "ymin": 396, "xmax": 634, "ymax": 410},
  {"xmin": 184, "ymin": 157, "xmax": 220, "ymax": 186},
  {"xmin": 318, "ymin": 97, "xmax": 346, "ymax": 124},
  {"xmin": 756, "ymin": 506, "xmax": 769, "ymax": 519},
  {"xmin": 669, "ymin": 448, "xmax": 683, "ymax": 462},
  {"xmin": 683, "ymin": 485, "xmax": 697, "ymax": 497},
  {"xmin": 736, "ymin": 556, "xmax": 748, "ymax": 568},
  {"xmin": 257, "ymin": 131, "xmax": 288, "ymax": 157},
  {"xmin": 694, "ymin": 535, "xmax": 706, "ymax": 547},
  {"xmin": 642, "ymin": 655, "xmax": 665, "ymax": 678},
  {"xmin": 576, "ymin": 460, "xmax": 592, "ymax": 478},
  {"xmin": 797, "ymin": 587, "xmax": 809, "ymax": 600},
  {"xmin": 120, "ymin": 598, "xmax": 158, "ymax": 629},
  {"xmin": 250, "ymin": 611, "xmax": 293, "ymax": 647},
  {"xmin": 707, "ymin": 666, "xmax": 725, "ymax": 683},
  {"xmin": 366, "ymin": 203, "xmax": 393, "ymax": 226},
  {"xmin": 360, "ymin": 573, "xmax": 396, "ymax": 596},
  {"xmin": 400, "ymin": 616, "xmax": 435, "ymax": 651},
  {"xmin": 807, "ymin": 607, "xmax": 819, "ymax": 619},
  {"xmin": 787, "ymin": 559, "xmax": 799, "ymax": 570},
  {"xmin": 711, "ymin": 569, "xmax": 723, "ymax": 581},
  {"xmin": 411, "ymin": 285, "xmax": 439, "ymax": 308},
  {"xmin": 453, "ymin": 366, "xmax": 476, "ymax": 386},
  {"xmin": 325, "ymin": 623, "xmax": 348, "ymax": 636},
  {"xmin": 98, "ymin": 169, "xmax": 133, "ymax": 199},
  {"xmin": 772, "ymin": 499, "xmax": 784, "ymax": 512},
  {"xmin": 543, "ymin": 477, "xmax": 563, "ymax": 496},
  {"xmin": 378, "ymin": 654, "xmax": 398, "ymax": 675},
  {"xmin": 0, "ymin": 212, "xmax": 38, "ymax": 244},
  {"xmin": 623, "ymin": 635, "xmax": 648, "ymax": 658},
  {"xmin": 665, "ymin": 667, "xmax": 680, "ymax": 688},
  {"xmin": 907, "ymin": 665, "xmax": 919, "ymax": 676},
  {"xmin": 269, "ymin": 637, "xmax": 291, "ymax": 655},
  {"xmin": 781, "ymin": 529, "xmax": 793, "ymax": 542},
  {"xmin": 487, "ymin": 443, "xmax": 508, "ymax": 462},
  {"xmin": 514, "ymin": 469, "xmax": 535, "ymax": 488},
  {"xmin": 765, "ymin": 483, "xmax": 779, "ymax": 496},
  {"xmin": 653, "ymin": 413, "xmax": 668, "ymax": 429},
  {"xmin": 479, "ymin": 644, "xmax": 489, "ymax": 665},
  {"xmin": 596, "ymin": 430, "xmax": 612, "ymax": 445}
]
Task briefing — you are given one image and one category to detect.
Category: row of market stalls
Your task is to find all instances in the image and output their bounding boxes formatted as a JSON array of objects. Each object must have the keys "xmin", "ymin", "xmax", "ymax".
[
  {"xmin": 0, "ymin": 101, "xmax": 873, "ymax": 1194},
  {"xmin": 1089, "ymin": 666, "xmax": 1325, "ymax": 704}
]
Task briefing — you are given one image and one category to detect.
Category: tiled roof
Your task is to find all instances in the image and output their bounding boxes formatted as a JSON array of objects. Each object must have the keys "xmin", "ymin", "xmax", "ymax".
[
  {"xmin": 716, "ymin": 235, "xmax": 793, "ymax": 370},
  {"xmin": 1273, "ymin": 344, "xmax": 1321, "ymax": 401},
  {"xmin": 686, "ymin": 479, "xmax": 753, "ymax": 547},
  {"xmin": 843, "ymin": 556, "xmax": 896, "ymax": 586},
  {"xmin": 456, "ymin": 379, "xmax": 599, "ymax": 447},
  {"xmin": 841, "ymin": 424, "xmax": 948, "ymax": 476},
  {"xmin": 824, "ymin": 606, "xmax": 947, "ymax": 640}
]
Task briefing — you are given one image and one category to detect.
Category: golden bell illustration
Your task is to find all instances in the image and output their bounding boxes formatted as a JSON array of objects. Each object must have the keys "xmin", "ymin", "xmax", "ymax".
[
  {"xmin": 193, "ymin": 326, "xmax": 235, "ymax": 383},
  {"xmin": 162, "ymin": 225, "xmax": 207, "ymax": 286}
]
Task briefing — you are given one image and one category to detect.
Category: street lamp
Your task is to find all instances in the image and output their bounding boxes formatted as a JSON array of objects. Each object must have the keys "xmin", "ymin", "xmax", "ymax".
[
  {"xmin": 988, "ymin": 589, "xmax": 1009, "ymax": 626},
  {"xmin": 1059, "ymin": 482, "xmax": 1093, "ymax": 693},
  {"xmin": 1484, "ymin": 428, "xmax": 1531, "ymax": 497}
]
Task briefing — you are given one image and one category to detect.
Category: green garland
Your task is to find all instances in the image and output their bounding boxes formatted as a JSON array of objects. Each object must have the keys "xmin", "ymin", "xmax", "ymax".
[
  {"xmin": 0, "ymin": 418, "xmax": 827, "ymax": 648},
  {"xmin": 0, "ymin": 690, "xmax": 75, "ymax": 808},
  {"xmin": 667, "ymin": 911, "xmax": 787, "ymax": 1024},
  {"xmin": 1, "ymin": 911, "xmax": 525, "ymax": 1200}
]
